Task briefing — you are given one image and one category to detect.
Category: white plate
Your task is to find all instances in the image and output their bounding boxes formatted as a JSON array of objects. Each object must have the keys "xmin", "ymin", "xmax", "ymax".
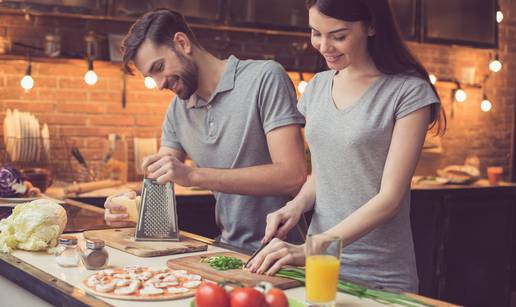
[
  {"xmin": 28, "ymin": 114, "xmax": 37, "ymax": 162},
  {"xmin": 4, "ymin": 109, "xmax": 13, "ymax": 158},
  {"xmin": 12, "ymin": 109, "xmax": 21, "ymax": 162},
  {"xmin": 41, "ymin": 124, "xmax": 50, "ymax": 161},
  {"xmin": 3, "ymin": 109, "xmax": 10, "ymax": 146},
  {"xmin": 34, "ymin": 116, "xmax": 41, "ymax": 161},
  {"xmin": 20, "ymin": 112, "xmax": 28, "ymax": 162}
]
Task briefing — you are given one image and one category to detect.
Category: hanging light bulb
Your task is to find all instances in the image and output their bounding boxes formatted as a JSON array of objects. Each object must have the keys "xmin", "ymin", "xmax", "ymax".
[
  {"xmin": 144, "ymin": 76, "xmax": 157, "ymax": 89},
  {"xmin": 481, "ymin": 95, "xmax": 492, "ymax": 112},
  {"xmin": 20, "ymin": 60, "xmax": 34, "ymax": 92},
  {"xmin": 489, "ymin": 54, "xmax": 502, "ymax": 73},
  {"xmin": 297, "ymin": 72, "xmax": 307, "ymax": 94},
  {"xmin": 84, "ymin": 57, "xmax": 97, "ymax": 85},
  {"xmin": 497, "ymin": 11, "xmax": 504, "ymax": 23},
  {"xmin": 454, "ymin": 82, "xmax": 467, "ymax": 103},
  {"xmin": 496, "ymin": 2, "xmax": 504, "ymax": 23},
  {"xmin": 429, "ymin": 74, "xmax": 437, "ymax": 85}
]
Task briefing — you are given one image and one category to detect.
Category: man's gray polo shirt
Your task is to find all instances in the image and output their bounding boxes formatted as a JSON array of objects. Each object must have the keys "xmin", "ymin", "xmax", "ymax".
[{"xmin": 160, "ymin": 55, "xmax": 305, "ymax": 251}]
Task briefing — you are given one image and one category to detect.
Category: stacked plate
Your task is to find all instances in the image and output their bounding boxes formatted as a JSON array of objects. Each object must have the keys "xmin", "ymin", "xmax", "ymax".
[
  {"xmin": 133, "ymin": 137, "xmax": 157, "ymax": 175},
  {"xmin": 3, "ymin": 109, "xmax": 50, "ymax": 163}
]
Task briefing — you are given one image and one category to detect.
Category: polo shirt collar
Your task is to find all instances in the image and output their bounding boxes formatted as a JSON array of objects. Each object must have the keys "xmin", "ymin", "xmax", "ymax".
[{"xmin": 186, "ymin": 55, "xmax": 239, "ymax": 109}]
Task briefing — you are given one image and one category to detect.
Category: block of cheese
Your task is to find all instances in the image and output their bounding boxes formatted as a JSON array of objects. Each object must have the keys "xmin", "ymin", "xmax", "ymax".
[{"xmin": 110, "ymin": 195, "xmax": 141, "ymax": 222}]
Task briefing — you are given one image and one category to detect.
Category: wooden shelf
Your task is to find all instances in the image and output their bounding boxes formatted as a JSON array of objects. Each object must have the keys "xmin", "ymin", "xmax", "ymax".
[{"xmin": 0, "ymin": 7, "xmax": 310, "ymax": 38}]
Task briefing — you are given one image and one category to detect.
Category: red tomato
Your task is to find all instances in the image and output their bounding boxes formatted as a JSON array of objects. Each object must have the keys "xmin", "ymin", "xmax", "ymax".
[
  {"xmin": 265, "ymin": 288, "xmax": 289, "ymax": 307},
  {"xmin": 230, "ymin": 287, "xmax": 267, "ymax": 307},
  {"xmin": 195, "ymin": 282, "xmax": 230, "ymax": 307}
]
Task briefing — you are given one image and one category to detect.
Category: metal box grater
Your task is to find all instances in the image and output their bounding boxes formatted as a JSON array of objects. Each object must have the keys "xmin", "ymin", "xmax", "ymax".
[{"xmin": 135, "ymin": 178, "xmax": 179, "ymax": 241}]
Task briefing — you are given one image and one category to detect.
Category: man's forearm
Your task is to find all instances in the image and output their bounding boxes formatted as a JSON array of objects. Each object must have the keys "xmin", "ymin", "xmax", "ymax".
[{"xmin": 190, "ymin": 163, "xmax": 306, "ymax": 196}]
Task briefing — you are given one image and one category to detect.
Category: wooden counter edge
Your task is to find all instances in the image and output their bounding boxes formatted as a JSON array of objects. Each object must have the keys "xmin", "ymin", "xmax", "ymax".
[
  {"xmin": 0, "ymin": 252, "xmax": 112, "ymax": 307},
  {"xmin": 407, "ymin": 293, "xmax": 462, "ymax": 307}
]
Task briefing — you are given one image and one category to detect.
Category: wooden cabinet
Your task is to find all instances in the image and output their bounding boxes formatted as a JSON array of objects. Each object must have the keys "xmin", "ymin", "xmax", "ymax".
[{"xmin": 411, "ymin": 186, "xmax": 516, "ymax": 307}]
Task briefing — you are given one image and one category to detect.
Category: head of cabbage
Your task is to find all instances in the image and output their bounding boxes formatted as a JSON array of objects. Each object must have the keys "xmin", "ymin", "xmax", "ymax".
[{"xmin": 0, "ymin": 199, "xmax": 67, "ymax": 253}]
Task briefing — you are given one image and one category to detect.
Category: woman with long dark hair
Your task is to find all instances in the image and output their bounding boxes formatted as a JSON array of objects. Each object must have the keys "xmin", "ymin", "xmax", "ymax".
[{"xmin": 247, "ymin": 0, "xmax": 445, "ymax": 292}]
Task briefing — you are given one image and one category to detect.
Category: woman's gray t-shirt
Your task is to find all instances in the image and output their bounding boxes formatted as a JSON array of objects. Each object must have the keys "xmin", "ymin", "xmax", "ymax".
[{"xmin": 299, "ymin": 71, "xmax": 440, "ymax": 292}]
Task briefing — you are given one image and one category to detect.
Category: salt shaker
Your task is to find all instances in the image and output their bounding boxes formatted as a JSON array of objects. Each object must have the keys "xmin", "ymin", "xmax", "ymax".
[
  {"xmin": 55, "ymin": 235, "xmax": 80, "ymax": 267},
  {"xmin": 81, "ymin": 239, "xmax": 109, "ymax": 270}
]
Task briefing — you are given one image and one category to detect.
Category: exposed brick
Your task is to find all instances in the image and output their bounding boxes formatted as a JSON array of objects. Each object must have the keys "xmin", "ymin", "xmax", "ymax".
[
  {"xmin": 56, "ymin": 103, "xmax": 105, "ymax": 114},
  {"xmin": 90, "ymin": 115, "xmax": 136, "ymax": 127},
  {"xmin": 135, "ymin": 116, "xmax": 165, "ymax": 127}
]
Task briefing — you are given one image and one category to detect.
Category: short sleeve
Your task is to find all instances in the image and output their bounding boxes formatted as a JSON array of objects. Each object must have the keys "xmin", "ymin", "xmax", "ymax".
[
  {"xmin": 395, "ymin": 77, "xmax": 440, "ymax": 120},
  {"xmin": 297, "ymin": 75, "xmax": 318, "ymax": 117},
  {"xmin": 258, "ymin": 61, "xmax": 305, "ymax": 133},
  {"xmin": 160, "ymin": 99, "xmax": 185, "ymax": 153}
]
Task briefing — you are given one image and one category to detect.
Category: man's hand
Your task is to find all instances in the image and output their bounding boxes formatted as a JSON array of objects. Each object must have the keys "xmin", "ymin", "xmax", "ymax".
[
  {"xmin": 143, "ymin": 153, "xmax": 195, "ymax": 186},
  {"xmin": 104, "ymin": 191, "xmax": 137, "ymax": 228}
]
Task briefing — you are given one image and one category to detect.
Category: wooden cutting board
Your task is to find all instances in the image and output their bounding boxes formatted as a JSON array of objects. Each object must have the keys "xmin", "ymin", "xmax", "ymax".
[
  {"xmin": 83, "ymin": 228, "xmax": 208, "ymax": 257},
  {"xmin": 167, "ymin": 251, "xmax": 302, "ymax": 290}
]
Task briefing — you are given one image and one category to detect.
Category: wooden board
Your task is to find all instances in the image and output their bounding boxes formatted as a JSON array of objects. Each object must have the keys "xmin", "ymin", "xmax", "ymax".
[
  {"xmin": 83, "ymin": 228, "xmax": 208, "ymax": 257},
  {"xmin": 167, "ymin": 252, "xmax": 302, "ymax": 290}
]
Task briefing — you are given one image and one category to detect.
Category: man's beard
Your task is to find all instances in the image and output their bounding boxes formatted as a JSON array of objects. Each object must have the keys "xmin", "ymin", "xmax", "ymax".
[{"xmin": 174, "ymin": 51, "xmax": 199, "ymax": 100}]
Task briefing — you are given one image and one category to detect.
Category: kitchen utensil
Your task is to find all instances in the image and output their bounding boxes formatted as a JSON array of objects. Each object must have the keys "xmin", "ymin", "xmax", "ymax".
[
  {"xmin": 83, "ymin": 228, "xmax": 207, "ymax": 257},
  {"xmin": 64, "ymin": 179, "xmax": 122, "ymax": 195},
  {"xmin": 244, "ymin": 242, "xmax": 268, "ymax": 267},
  {"xmin": 135, "ymin": 178, "xmax": 179, "ymax": 241},
  {"xmin": 167, "ymin": 251, "xmax": 302, "ymax": 290},
  {"xmin": 71, "ymin": 146, "xmax": 96, "ymax": 180},
  {"xmin": 102, "ymin": 133, "xmax": 118, "ymax": 163}
]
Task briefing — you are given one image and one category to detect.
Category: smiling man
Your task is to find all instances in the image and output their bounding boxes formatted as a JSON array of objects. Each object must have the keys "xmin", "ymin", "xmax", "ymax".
[{"xmin": 104, "ymin": 9, "xmax": 307, "ymax": 251}]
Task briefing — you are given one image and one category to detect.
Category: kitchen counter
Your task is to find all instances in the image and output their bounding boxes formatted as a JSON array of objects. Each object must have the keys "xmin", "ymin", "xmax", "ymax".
[{"xmin": 0, "ymin": 200, "xmax": 455, "ymax": 307}]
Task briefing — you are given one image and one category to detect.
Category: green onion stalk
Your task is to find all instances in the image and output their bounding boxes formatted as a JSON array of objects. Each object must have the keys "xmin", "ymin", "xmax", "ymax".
[{"xmin": 276, "ymin": 268, "xmax": 433, "ymax": 307}]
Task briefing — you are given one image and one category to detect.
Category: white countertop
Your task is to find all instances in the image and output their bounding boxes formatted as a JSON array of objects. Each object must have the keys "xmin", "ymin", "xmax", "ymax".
[{"xmin": 6, "ymin": 233, "xmax": 399, "ymax": 307}]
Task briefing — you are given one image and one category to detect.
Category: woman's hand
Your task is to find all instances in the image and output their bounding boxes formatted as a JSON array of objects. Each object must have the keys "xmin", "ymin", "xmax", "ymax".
[
  {"xmin": 246, "ymin": 238, "xmax": 306, "ymax": 276},
  {"xmin": 261, "ymin": 201, "xmax": 304, "ymax": 245},
  {"xmin": 104, "ymin": 191, "xmax": 137, "ymax": 227}
]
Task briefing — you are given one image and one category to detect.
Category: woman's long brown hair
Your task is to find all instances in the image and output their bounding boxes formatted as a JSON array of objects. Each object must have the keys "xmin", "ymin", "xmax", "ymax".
[{"xmin": 306, "ymin": 0, "xmax": 446, "ymax": 134}]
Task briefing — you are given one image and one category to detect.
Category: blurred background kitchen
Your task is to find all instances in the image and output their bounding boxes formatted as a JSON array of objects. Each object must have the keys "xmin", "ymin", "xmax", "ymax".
[{"xmin": 0, "ymin": 0, "xmax": 516, "ymax": 306}]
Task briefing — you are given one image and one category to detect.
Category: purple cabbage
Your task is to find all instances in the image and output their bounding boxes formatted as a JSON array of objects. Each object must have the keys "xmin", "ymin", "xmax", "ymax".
[{"xmin": 0, "ymin": 166, "xmax": 27, "ymax": 197}]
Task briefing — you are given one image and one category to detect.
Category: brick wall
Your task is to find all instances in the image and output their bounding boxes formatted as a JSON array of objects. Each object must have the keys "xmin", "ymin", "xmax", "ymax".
[{"xmin": 0, "ymin": 1, "xmax": 515, "ymax": 182}]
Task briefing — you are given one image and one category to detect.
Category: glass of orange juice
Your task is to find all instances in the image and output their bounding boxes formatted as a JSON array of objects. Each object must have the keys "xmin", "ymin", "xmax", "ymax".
[{"xmin": 305, "ymin": 233, "xmax": 342, "ymax": 306}]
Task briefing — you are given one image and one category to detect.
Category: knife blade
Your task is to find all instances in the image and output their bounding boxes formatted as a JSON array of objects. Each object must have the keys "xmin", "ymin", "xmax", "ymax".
[{"xmin": 244, "ymin": 242, "xmax": 268, "ymax": 267}]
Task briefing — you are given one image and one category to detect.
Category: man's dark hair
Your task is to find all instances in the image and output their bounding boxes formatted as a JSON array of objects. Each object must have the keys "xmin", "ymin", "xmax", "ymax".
[{"xmin": 121, "ymin": 8, "xmax": 200, "ymax": 75}]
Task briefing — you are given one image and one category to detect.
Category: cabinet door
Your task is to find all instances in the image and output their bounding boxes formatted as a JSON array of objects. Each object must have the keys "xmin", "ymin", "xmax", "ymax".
[
  {"xmin": 229, "ymin": 0, "xmax": 308, "ymax": 29},
  {"xmin": 410, "ymin": 191, "xmax": 443, "ymax": 297},
  {"xmin": 423, "ymin": 0, "xmax": 497, "ymax": 48},
  {"xmin": 440, "ymin": 193, "xmax": 514, "ymax": 307}
]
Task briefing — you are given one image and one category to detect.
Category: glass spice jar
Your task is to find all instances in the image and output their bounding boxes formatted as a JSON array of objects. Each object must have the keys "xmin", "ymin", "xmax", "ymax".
[
  {"xmin": 81, "ymin": 239, "xmax": 109, "ymax": 270},
  {"xmin": 55, "ymin": 235, "xmax": 80, "ymax": 267}
]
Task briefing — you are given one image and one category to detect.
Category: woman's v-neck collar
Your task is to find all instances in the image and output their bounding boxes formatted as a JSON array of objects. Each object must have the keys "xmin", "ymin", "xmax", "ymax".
[{"xmin": 328, "ymin": 70, "xmax": 386, "ymax": 114}]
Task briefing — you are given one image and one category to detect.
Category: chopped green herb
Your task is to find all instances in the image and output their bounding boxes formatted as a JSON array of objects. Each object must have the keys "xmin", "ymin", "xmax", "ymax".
[
  {"xmin": 276, "ymin": 268, "xmax": 433, "ymax": 307},
  {"xmin": 200, "ymin": 256, "xmax": 244, "ymax": 271}
]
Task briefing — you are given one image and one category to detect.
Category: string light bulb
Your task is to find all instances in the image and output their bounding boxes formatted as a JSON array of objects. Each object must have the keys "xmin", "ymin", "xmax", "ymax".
[
  {"xmin": 453, "ymin": 81, "xmax": 467, "ymax": 103},
  {"xmin": 297, "ymin": 72, "xmax": 307, "ymax": 94},
  {"xmin": 489, "ymin": 54, "xmax": 502, "ymax": 73},
  {"xmin": 429, "ymin": 74, "xmax": 437, "ymax": 85},
  {"xmin": 144, "ymin": 76, "xmax": 157, "ymax": 89},
  {"xmin": 496, "ymin": 2, "xmax": 504, "ymax": 23},
  {"xmin": 20, "ymin": 61, "xmax": 34, "ymax": 92},
  {"xmin": 84, "ymin": 57, "xmax": 98, "ymax": 85},
  {"xmin": 481, "ymin": 95, "xmax": 492, "ymax": 112}
]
